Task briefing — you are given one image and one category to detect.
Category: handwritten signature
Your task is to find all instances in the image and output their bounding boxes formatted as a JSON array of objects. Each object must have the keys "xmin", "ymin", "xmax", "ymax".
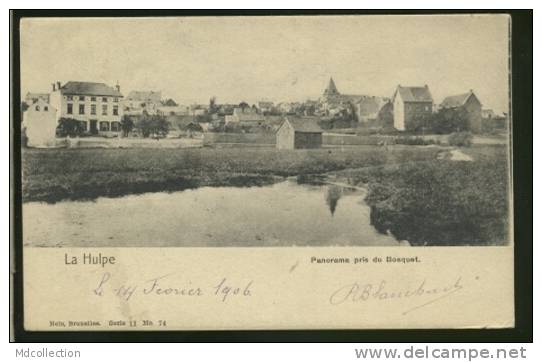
[
  {"xmin": 329, "ymin": 276, "xmax": 471, "ymax": 315},
  {"xmin": 93, "ymin": 272, "xmax": 253, "ymax": 302}
]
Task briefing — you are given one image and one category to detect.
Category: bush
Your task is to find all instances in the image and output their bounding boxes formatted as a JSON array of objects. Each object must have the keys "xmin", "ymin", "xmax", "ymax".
[
  {"xmin": 136, "ymin": 115, "xmax": 170, "ymax": 138},
  {"xmin": 56, "ymin": 117, "xmax": 85, "ymax": 137},
  {"xmin": 429, "ymin": 107, "xmax": 470, "ymax": 134},
  {"xmin": 120, "ymin": 115, "xmax": 135, "ymax": 137},
  {"xmin": 448, "ymin": 132, "xmax": 473, "ymax": 147},
  {"xmin": 364, "ymin": 158, "xmax": 509, "ymax": 246}
]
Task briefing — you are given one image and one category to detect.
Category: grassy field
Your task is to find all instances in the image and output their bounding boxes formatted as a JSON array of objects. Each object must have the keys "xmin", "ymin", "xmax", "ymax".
[
  {"xmin": 332, "ymin": 145, "xmax": 511, "ymax": 246},
  {"xmin": 22, "ymin": 146, "xmax": 442, "ymax": 203},
  {"xmin": 21, "ymin": 144, "xmax": 510, "ymax": 246}
]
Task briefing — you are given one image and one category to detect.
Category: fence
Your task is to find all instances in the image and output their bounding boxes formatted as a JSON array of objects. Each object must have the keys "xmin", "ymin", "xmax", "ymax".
[
  {"xmin": 203, "ymin": 133, "xmax": 276, "ymax": 146},
  {"xmin": 62, "ymin": 136, "xmax": 202, "ymax": 149},
  {"xmin": 322, "ymin": 133, "xmax": 390, "ymax": 146},
  {"xmin": 204, "ymin": 132, "xmax": 394, "ymax": 147}
]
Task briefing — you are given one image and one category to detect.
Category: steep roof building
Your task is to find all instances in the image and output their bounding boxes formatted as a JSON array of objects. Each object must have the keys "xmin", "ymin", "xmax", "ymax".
[{"xmin": 391, "ymin": 85, "xmax": 433, "ymax": 131}]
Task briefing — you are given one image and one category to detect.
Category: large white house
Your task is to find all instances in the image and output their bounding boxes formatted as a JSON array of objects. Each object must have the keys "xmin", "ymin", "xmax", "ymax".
[
  {"xmin": 49, "ymin": 81, "xmax": 124, "ymax": 135},
  {"xmin": 22, "ymin": 99, "xmax": 58, "ymax": 147}
]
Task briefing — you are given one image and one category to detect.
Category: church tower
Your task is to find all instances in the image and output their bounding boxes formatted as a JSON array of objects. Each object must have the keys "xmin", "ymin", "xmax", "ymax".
[{"xmin": 323, "ymin": 77, "xmax": 340, "ymax": 98}]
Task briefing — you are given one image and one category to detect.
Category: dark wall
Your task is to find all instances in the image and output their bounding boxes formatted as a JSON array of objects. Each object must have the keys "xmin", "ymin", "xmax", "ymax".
[{"xmin": 294, "ymin": 132, "xmax": 322, "ymax": 149}]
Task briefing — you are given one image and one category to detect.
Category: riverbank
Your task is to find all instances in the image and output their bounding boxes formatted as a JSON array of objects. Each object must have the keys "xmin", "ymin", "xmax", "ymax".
[
  {"xmin": 331, "ymin": 145, "xmax": 510, "ymax": 246},
  {"xmin": 22, "ymin": 146, "xmax": 441, "ymax": 203},
  {"xmin": 21, "ymin": 144, "xmax": 510, "ymax": 246}
]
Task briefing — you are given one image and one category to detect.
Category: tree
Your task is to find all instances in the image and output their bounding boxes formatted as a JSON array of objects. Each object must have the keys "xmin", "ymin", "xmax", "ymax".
[
  {"xmin": 376, "ymin": 103, "xmax": 394, "ymax": 129},
  {"xmin": 429, "ymin": 107, "xmax": 470, "ymax": 134},
  {"xmin": 238, "ymin": 101, "xmax": 250, "ymax": 110},
  {"xmin": 326, "ymin": 106, "xmax": 357, "ymax": 129},
  {"xmin": 185, "ymin": 122, "xmax": 203, "ymax": 133},
  {"xmin": 21, "ymin": 101, "xmax": 29, "ymax": 113},
  {"xmin": 161, "ymin": 98, "xmax": 178, "ymax": 106},
  {"xmin": 136, "ymin": 114, "xmax": 170, "ymax": 138},
  {"xmin": 120, "ymin": 115, "xmax": 135, "ymax": 137},
  {"xmin": 304, "ymin": 104, "xmax": 316, "ymax": 116},
  {"xmin": 209, "ymin": 96, "xmax": 219, "ymax": 114},
  {"xmin": 406, "ymin": 113, "xmax": 432, "ymax": 133},
  {"xmin": 56, "ymin": 117, "xmax": 84, "ymax": 137}
]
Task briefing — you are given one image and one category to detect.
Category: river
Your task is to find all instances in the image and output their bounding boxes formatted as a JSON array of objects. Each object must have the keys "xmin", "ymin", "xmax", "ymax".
[{"xmin": 23, "ymin": 180, "xmax": 402, "ymax": 247}]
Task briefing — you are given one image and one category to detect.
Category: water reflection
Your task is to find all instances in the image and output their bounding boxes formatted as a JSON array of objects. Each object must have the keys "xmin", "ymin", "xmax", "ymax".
[
  {"xmin": 325, "ymin": 185, "xmax": 343, "ymax": 216},
  {"xmin": 23, "ymin": 180, "xmax": 400, "ymax": 247}
]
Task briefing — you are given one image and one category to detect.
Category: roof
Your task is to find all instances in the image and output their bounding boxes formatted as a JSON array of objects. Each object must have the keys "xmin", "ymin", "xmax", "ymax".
[
  {"xmin": 282, "ymin": 117, "xmax": 323, "ymax": 133},
  {"xmin": 440, "ymin": 91, "xmax": 477, "ymax": 108},
  {"xmin": 25, "ymin": 98, "xmax": 56, "ymax": 112},
  {"xmin": 127, "ymin": 90, "xmax": 162, "ymax": 102},
  {"xmin": 341, "ymin": 94, "xmax": 365, "ymax": 103},
  {"xmin": 236, "ymin": 113, "xmax": 265, "ymax": 122},
  {"xmin": 265, "ymin": 115, "xmax": 286, "ymax": 126},
  {"xmin": 323, "ymin": 77, "xmax": 339, "ymax": 96},
  {"xmin": 60, "ymin": 81, "xmax": 123, "ymax": 97},
  {"xmin": 167, "ymin": 115, "xmax": 197, "ymax": 128},
  {"xmin": 395, "ymin": 85, "xmax": 433, "ymax": 103},
  {"xmin": 356, "ymin": 96, "xmax": 391, "ymax": 117},
  {"xmin": 25, "ymin": 92, "xmax": 50, "ymax": 101}
]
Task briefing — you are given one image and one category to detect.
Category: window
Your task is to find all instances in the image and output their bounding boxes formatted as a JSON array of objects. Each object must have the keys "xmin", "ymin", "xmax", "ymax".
[
  {"xmin": 66, "ymin": 95, "xmax": 73, "ymax": 101},
  {"xmin": 113, "ymin": 105, "xmax": 119, "ymax": 115},
  {"xmin": 91, "ymin": 97, "xmax": 96, "ymax": 102},
  {"xmin": 99, "ymin": 121, "xmax": 110, "ymax": 131},
  {"xmin": 425, "ymin": 105, "xmax": 430, "ymax": 111},
  {"xmin": 91, "ymin": 104, "xmax": 96, "ymax": 115},
  {"xmin": 79, "ymin": 121, "xmax": 88, "ymax": 132},
  {"xmin": 114, "ymin": 97, "xmax": 119, "ymax": 103},
  {"xmin": 67, "ymin": 103, "xmax": 73, "ymax": 114},
  {"xmin": 79, "ymin": 96, "xmax": 85, "ymax": 101},
  {"xmin": 79, "ymin": 104, "xmax": 85, "ymax": 115},
  {"xmin": 110, "ymin": 121, "xmax": 120, "ymax": 132},
  {"xmin": 35, "ymin": 105, "xmax": 40, "ymax": 111},
  {"xmin": 102, "ymin": 105, "xmax": 108, "ymax": 115},
  {"xmin": 102, "ymin": 97, "xmax": 108, "ymax": 102},
  {"xmin": 44, "ymin": 106, "xmax": 48, "ymax": 111}
]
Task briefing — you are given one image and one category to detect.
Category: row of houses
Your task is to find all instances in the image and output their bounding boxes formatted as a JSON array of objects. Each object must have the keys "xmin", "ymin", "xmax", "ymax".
[
  {"xmin": 321, "ymin": 77, "xmax": 484, "ymax": 133},
  {"xmin": 22, "ymin": 78, "xmax": 501, "ymax": 148}
]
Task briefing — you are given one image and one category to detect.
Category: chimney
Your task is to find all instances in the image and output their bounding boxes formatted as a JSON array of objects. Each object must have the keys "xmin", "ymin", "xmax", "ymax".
[
  {"xmin": 57, "ymin": 81, "xmax": 61, "ymax": 90},
  {"xmin": 116, "ymin": 81, "xmax": 120, "ymax": 93},
  {"xmin": 52, "ymin": 83, "xmax": 56, "ymax": 91}
]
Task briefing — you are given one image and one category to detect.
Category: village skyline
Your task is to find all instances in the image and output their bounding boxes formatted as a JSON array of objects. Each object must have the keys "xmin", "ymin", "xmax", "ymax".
[{"xmin": 20, "ymin": 15, "xmax": 510, "ymax": 113}]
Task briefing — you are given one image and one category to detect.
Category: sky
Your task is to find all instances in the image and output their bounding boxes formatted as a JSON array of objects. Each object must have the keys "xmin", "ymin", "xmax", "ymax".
[{"xmin": 20, "ymin": 15, "xmax": 510, "ymax": 113}]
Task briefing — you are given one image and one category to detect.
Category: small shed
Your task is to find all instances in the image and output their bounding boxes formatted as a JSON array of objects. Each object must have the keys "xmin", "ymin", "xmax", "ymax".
[
  {"xmin": 22, "ymin": 99, "xmax": 58, "ymax": 147},
  {"xmin": 276, "ymin": 117, "xmax": 323, "ymax": 150}
]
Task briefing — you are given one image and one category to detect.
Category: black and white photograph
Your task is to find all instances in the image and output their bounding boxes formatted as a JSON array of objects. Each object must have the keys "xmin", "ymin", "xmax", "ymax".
[
  {"xmin": 20, "ymin": 15, "xmax": 511, "ymax": 248},
  {"xmin": 11, "ymin": 11, "xmax": 530, "ymax": 336}
]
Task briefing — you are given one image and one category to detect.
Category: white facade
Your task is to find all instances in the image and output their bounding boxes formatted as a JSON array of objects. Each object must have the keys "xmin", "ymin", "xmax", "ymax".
[
  {"xmin": 22, "ymin": 99, "xmax": 58, "ymax": 147},
  {"xmin": 393, "ymin": 95, "xmax": 405, "ymax": 131},
  {"xmin": 49, "ymin": 82, "xmax": 124, "ymax": 136}
]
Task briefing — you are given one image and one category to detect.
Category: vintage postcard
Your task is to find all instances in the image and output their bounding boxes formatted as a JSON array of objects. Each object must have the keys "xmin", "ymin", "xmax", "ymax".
[{"xmin": 15, "ymin": 14, "xmax": 514, "ymax": 331}]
